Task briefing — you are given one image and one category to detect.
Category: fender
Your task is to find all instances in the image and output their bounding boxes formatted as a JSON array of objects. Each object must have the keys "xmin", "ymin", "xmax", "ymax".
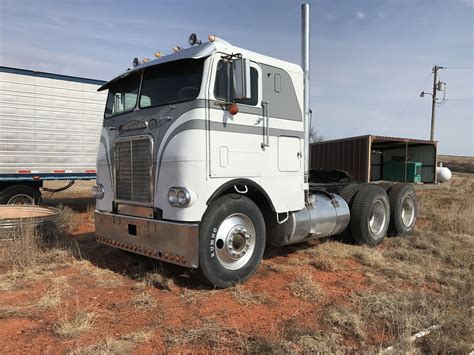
[{"xmin": 206, "ymin": 178, "xmax": 276, "ymax": 212}]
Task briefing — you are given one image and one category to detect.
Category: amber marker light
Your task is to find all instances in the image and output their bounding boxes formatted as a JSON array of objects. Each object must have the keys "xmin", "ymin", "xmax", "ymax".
[
  {"xmin": 208, "ymin": 35, "xmax": 216, "ymax": 42},
  {"xmin": 227, "ymin": 103, "xmax": 239, "ymax": 115},
  {"xmin": 154, "ymin": 52, "xmax": 162, "ymax": 58}
]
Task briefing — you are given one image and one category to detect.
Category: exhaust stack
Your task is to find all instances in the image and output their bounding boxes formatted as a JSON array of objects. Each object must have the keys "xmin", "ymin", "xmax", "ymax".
[{"xmin": 301, "ymin": 3, "xmax": 310, "ymax": 194}]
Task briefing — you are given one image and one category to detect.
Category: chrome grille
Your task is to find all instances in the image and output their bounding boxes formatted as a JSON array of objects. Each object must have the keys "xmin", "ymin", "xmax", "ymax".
[{"xmin": 114, "ymin": 136, "xmax": 152, "ymax": 204}]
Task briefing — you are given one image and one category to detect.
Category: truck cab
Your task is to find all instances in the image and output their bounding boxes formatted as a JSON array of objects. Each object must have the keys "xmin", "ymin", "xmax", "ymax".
[{"xmin": 94, "ymin": 18, "xmax": 417, "ymax": 288}]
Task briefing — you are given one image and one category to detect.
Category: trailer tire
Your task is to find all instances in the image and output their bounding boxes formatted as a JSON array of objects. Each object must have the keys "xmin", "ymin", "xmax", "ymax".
[
  {"xmin": 387, "ymin": 183, "xmax": 417, "ymax": 236},
  {"xmin": 0, "ymin": 185, "xmax": 41, "ymax": 205},
  {"xmin": 350, "ymin": 185, "xmax": 390, "ymax": 247},
  {"xmin": 337, "ymin": 184, "xmax": 363, "ymax": 242},
  {"xmin": 197, "ymin": 194, "xmax": 266, "ymax": 288}
]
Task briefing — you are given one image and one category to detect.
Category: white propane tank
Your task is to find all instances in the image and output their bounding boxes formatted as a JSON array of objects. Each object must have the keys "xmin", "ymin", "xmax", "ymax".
[{"xmin": 437, "ymin": 166, "xmax": 452, "ymax": 182}]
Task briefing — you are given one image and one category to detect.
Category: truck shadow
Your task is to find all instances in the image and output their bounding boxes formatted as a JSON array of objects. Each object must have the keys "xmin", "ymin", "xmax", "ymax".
[{"xmin": 70, "ymin": 232, "xmax": 205, "ymax": 290}]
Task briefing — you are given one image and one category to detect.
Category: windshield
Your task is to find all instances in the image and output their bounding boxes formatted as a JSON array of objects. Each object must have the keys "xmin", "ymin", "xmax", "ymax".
[
  {"xmin": 104, "ymin": 58, "xmax": 205, "ymax": 118},
  {"xmin": 140, "ymin": 58, "xmax": 204, "ymax": 108},
  {"xmin": 104, "ymin": 72, "xmax": 141, "ymax": 118}
]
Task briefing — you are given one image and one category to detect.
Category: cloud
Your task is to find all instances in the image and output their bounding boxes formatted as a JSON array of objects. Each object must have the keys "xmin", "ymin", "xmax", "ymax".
[{"xmin": 355, "ymin": 10, "xmax": 366, "ymax": 21}]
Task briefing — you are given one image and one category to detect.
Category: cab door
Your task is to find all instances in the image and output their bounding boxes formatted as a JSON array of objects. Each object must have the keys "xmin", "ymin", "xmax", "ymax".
[{"xmin": 207, "ymin": 57, "xmax": 264, "ymax": 178}]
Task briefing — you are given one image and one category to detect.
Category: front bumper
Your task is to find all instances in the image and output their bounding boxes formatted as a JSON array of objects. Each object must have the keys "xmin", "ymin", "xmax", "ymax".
[{"xmin": 94, "ymin": 211, "xmax": 199, "ymax": 268}]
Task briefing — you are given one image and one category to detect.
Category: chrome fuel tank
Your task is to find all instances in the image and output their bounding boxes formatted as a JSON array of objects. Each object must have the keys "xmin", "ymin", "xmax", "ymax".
[{"xmin": 270, "ymin": 193, "xmax": 350, "ymax": 246}]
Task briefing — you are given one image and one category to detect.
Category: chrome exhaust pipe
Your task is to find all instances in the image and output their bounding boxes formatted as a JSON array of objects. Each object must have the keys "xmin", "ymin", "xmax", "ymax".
[{"xmin": 302, "ymin": 3, "xmax": 311, "ymax": 200}]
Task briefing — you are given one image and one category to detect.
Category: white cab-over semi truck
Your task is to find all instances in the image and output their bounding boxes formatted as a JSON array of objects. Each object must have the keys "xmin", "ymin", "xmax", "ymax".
[{"xmin": 93, "ymin": 4, "xmax": 418, "ymax": 288}]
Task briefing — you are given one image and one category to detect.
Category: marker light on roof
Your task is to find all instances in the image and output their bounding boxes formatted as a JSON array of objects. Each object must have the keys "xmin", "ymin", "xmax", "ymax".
[
  {"xmin": 172, "ymin": 46, "xmax": 182, "ymax": 53},
  {"xmin": 154, "ymin": 52, "xmax": 163, "ymax": 58},
  {"xmin": 208, "ymin": 35, "xmax": 216, "ymax": 42},
  {"xmin": 143, "ymin": 58, "xmax": 151, "ymax": 63},
  {"xmin": 188, "ymin": 33, "xmax": 202, "ymax": 46}
]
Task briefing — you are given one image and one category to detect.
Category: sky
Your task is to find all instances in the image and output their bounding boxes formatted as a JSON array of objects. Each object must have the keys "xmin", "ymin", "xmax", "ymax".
[{"xmin": 0, "ymin": 0, "xmax": 473, "ymax": 155}]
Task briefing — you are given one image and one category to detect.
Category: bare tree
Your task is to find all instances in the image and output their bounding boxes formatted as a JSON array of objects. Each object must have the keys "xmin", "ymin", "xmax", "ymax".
[{"xmin": 309, "ymin": 128, "xmax": 324, "ymax": 143}]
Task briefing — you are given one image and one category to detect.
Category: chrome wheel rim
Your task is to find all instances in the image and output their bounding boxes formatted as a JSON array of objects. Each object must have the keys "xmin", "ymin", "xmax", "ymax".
[
  {"xmin": 7, "ymin": 194, "xmax": 35, "ymax": 205},
  {"xmin": 401, "ymin": 195, "xmax": 415, "ymax": 228},
  {"xmin": 368, "ymin": 200, "xmax": 387, "ymax": 236},
  {"xmin": 215, "ymin": 213, "xmax": 256, "ymax": 270}
]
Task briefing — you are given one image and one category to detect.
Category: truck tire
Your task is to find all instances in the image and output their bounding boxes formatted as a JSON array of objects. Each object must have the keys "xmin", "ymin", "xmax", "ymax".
[
  {"xmin": 387, "ymin": 183, "xmax": 417, "ymax": 236},
  {"xmin": 350, "ymin": 185, "xmax": 390, "ymax": 247},
  {"xmin": 197, "ymin": 194, "xmax": 266, "ymax": 288},
  {"xmin": 337, "ymin": 184, "xmax": 363, "ymax": 242},
  {"xmin": 0, "ymin": 185, "xmax": 41, "ymax": 205},
  {"xmin": 376, "ymin": 182, "xmax": 395, "ymax": 192}
]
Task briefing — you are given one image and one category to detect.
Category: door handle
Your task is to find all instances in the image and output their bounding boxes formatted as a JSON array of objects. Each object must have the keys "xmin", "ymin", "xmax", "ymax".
[{"xmin": 261, "ymin": 101, "xmax": 270, "ymax": 149}]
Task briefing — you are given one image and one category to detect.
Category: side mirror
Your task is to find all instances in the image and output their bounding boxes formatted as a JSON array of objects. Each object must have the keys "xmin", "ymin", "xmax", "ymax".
[{"xmin": 232, "ymin": 58, "xmax": 251, "ymax": 100}]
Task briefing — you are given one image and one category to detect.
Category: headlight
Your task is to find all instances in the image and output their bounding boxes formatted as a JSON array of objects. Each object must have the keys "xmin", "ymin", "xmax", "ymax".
[
  {"xmin": 177, "ymin": 190, "xmax": 191, "ymax": 206},
  {"xmin": 168, "ymin": 187, "xmax": 193, "ymax": 207},
  {"xmin": 168, "ymin": 189, "xmax": 177, "ymax": 205},
  {"xmin": 92, "ymin": 184, "xmax": 105, "ymax": 199}
]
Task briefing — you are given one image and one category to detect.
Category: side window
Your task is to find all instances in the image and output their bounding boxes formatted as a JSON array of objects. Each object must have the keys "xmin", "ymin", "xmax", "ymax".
[{"xmin": 214, "ymin": 60, "xmax": 259, "ymax": 106}]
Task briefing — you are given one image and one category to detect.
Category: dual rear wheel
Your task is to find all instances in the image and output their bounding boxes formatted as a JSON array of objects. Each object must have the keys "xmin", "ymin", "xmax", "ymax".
[{"xmin": 339, "ymin": 183, "xmax": 417, "ymax": 245}]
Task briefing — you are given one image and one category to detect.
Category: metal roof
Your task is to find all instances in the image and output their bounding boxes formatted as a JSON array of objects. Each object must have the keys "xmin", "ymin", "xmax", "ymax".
[
  {"xmin": 310, "ymin": 134, "xmax": 437, "ymax": 146},
  {"xmin": 0, "ymin": 66, "xmax": 106, "ymax": 86}
]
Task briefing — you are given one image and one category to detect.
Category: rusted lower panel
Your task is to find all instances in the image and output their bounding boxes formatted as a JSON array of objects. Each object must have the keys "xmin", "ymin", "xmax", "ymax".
[{"xmin": 310, "ymin": 136, "xmax": 370, "ymax": 182}]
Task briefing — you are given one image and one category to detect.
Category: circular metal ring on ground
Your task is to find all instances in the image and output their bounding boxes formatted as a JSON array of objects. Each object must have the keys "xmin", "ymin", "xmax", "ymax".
[
  {"xmin": 368, "ymin": 200, "xmax": 388, "ymax": 236},
  {"xmin": 0, "ymin": 206, "xmax": 61, "ymax": 240},
  {"xmin": 215, "ymin": 213, "xmax": 256, "ymax": 271},
  {"xmin": 401, "ymin": 195, "xmax": 416, "ymax": 228}
]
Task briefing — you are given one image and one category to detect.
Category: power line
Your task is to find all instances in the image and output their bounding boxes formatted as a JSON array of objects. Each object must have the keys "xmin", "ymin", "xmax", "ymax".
[
  {"xmin": 445, "ymin": 98, "xmax": 474, "ymax": 101},
  {"xmin": 443, "ymin": 66, "xmax": 474, "ymax": 69}
]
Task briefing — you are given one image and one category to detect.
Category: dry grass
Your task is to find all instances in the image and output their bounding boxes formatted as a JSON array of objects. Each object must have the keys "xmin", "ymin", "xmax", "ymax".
[
  {"xmin": 136, "ymin": 264, "xmax": 174, "ymax": 291},
  {"xmin": 288, "ymin": 272, "xmax": 324, "ymax": 302},
  {"xmin": 87, "ymin": 267, "xmax": 124, "ymax": 288},
  {"xmin": 0, "ymin": 305, "xmax": 22, "ymax": 319},
  {"xmin": 321, "ymin": 305, "xmax": 366, "ymax": 341},
  {"xmin": 38, "ymin": 290, "xmax": 62, "ymax": 309},
  {"xmin": 54, "ymin": 311, "xmax": 95, "ymax": 338},
  {"xmin": 279, "ymin": 317, "xmax": 346, "ymax": 353},
  {"xmin": 230, "ymin": 285, "xmax": 272, "ymax": 306},
  {"xmin": 0, "ymin": 205, "xmax": 80, "ymax": 278},
  {"xmin": 130, "ymin": 292, "xmax": 156, "ymax": 310},
  {"xmin": 309, "ymin": 257, "xmax": 340, "ymax": 272},
  {"xmin": 69, "ymin": 331, "xmax": 151, "ymax": 354},
  {"xmin": 166, "ymin": 319, "xmax": 277, "ymax": 352}
]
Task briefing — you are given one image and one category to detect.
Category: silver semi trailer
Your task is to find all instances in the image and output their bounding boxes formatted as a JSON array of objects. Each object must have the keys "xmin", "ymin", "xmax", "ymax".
[
  {"xmin": 93, "ymin": 4, "xmax": 418, "ymax": 288},
  {"xmin": 0, "ymin": 67, "xmax": 106, "ymax": 204}
]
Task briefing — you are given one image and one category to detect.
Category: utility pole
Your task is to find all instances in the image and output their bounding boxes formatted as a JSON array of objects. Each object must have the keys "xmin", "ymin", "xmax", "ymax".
[{"xmin": 430, "ymin": 65, "xmax": 439, "ymax": 141}]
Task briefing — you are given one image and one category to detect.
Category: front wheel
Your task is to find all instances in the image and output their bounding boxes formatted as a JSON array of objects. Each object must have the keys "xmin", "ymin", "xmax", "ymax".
[{"xmin": 197, "ymin": 194, "xmax": 266, "ymax": 288}]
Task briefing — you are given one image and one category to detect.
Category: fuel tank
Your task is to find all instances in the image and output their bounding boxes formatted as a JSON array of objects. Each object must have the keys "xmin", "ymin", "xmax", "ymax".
[{"xmin": 269, "ymin": 193, "xmax": 350, "ymax": 246}]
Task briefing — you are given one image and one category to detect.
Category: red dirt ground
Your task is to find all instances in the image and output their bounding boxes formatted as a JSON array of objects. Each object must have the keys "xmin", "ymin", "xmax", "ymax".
[
  {"xmin": 0, "ymin": 205, "xmax": 376, "ymax": 353},
  {"xmin": 4, "ymin": 176, "xmax": 462, "ymax": 353}
]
